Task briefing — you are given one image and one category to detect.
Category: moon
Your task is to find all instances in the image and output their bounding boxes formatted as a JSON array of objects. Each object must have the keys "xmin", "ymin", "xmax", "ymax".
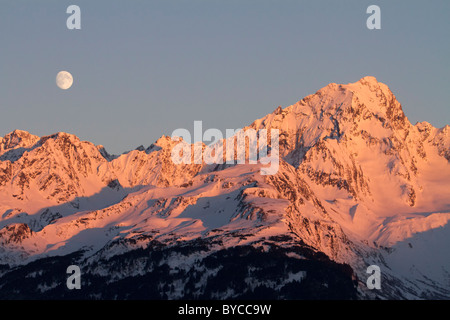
[{"xmin": 56, "ymin": 71, "xmax": 73, "ymax": 90}]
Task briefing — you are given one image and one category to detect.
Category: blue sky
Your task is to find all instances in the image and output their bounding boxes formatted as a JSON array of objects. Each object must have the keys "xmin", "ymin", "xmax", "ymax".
[{"xmin": 1, "ymin": 0, "xmax": 449, "ymax": 154}]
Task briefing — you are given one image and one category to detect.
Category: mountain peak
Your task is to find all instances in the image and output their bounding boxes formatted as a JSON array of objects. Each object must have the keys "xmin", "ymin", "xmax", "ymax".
[
  {"xmin": 154, "ymin": 135, "xmax": 180, "ymax": 148},
  {"xmin": 6, "ymin": 129, "xmax": 31, "ymax": 136},
  {"xmin": 342, "ymin": 77, "xmax": 408, "ymax": 129},
  {"xmin": 348, "ymin": 76, "xmax": 392, "ymax": 96},
  {"xmin": 358, "ymin": 75, "xmax": 379, "ymax": 85},
  {"xmin": 42, "ymin": 131, "xmax": 80, "ymax": 141},
  {"xmin": 3, "ymin": 129, "xmax": 37, "ymax": 141},
  {"xmin": 0, "ymin": 130, "xmax": 40, "ymax": 152}
]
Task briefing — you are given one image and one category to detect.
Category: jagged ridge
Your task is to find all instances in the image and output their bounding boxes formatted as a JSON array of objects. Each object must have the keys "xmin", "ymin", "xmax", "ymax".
[{"xmin": 0, "ymin": 76, "xmax": 449, "ymax": 299}]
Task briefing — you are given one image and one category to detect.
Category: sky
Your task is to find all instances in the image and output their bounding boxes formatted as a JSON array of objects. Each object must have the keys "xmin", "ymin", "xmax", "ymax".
[{"xmin": 0, "ymin": 0, "xmax": 449, "ymax": 155}]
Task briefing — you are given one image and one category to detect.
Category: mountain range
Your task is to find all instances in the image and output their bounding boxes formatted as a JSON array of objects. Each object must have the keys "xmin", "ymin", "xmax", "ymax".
[{"xmin": 0, "ymin": 76, "xmax": 449, "ymax": 299}]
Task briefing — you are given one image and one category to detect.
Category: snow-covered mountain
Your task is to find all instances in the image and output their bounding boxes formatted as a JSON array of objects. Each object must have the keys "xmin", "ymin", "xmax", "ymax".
[{"xmin": 0, "ymin": 76, "xmax": 449, "ymax": 299}]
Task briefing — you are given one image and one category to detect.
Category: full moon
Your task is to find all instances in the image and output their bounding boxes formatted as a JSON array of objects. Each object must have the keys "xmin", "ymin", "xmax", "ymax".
[{"xmin": 56, "ymin": 71, "xmax": 73, "ymax": 90}]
